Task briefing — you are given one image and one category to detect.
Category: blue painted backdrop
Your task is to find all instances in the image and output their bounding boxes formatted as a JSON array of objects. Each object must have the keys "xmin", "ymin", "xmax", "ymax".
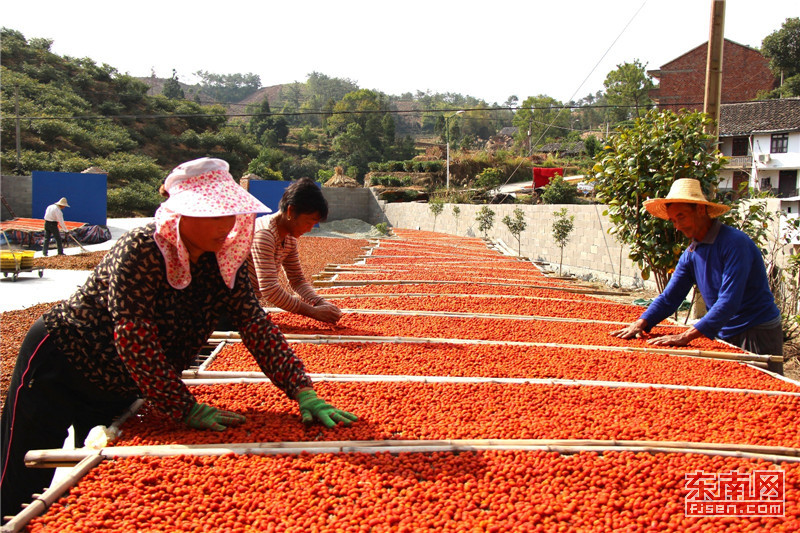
[
  {"xmin": 32, "ymin": 171, "xmax": 107, "ymax": 226},
  {"xmin": 247, "ymin": 180, "xmax": 291, "ymax": 214}
]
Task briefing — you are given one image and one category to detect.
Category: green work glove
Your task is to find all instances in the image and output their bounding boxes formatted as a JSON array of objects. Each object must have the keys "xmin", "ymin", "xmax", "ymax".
[
  {"xmin": 183, "ymin": 402, "xmax": 246, "ymax": 431},
  {"xmin": 296, "ymin": 390, "xmax": 358, "ymax": 428}
]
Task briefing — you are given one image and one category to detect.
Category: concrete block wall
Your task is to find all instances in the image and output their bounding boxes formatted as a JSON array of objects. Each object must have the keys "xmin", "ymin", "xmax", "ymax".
[
  {"xmin": 321, "ymin": 187, "xmax": 388, "ymax": 225},
  {"xmin": 0, "ymin": 175, "xmax": 33, "ymax": 219},
  {"xmin": 382, "ymin": 201, "xmax": 651, "ymax": 289}
]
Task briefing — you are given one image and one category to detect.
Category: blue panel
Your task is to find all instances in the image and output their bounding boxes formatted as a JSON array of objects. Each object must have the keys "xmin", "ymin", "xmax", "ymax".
[
  {"xmin": 32, "ymin": 171, "xmax": 107, "ymax": 226},
  {"xmin": 247, "ymin": 180, "xmax": 291, "ymax": 214}
]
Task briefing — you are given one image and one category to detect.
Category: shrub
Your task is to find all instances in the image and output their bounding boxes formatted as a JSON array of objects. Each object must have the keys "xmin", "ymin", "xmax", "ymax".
[
  {"xmin": 475, "ymin": 168, "xmax": 503, "ymax": 191},
  {"xmin": 107, "ymin": 178, "xmax": 164, "ymax": 217},
  {"xmin": 541, "ymin": 175, "xmax": 578, "ymax": 204}
]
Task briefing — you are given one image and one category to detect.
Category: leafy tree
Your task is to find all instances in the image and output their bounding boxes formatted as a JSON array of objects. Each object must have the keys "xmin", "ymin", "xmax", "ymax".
[
  {"xmin": 327, "ymin": 89, "xmax": 395, "ymax": 178},
  {"xmin": 162, "ymin": 69, "xmax": 184, "ymax": 100},
  {"xmin": 248, "ymin": 97, "xmax": 288, "ymax": 147},
  {"xmin": 329, "ymin": 122, "xmax": 381, "ymax": 179},
  {"xmin": 541, "ymin": 175, "xmax": 578, "ymax": 204},
  {"xmin": 512, "ymin": 95, "xmax": 569, "ymax": 151},
  {"xmin": 502, "ymin": 208, "xmax": 527, "ymax": 255},
  {"xmin": 588, "ymin": 109, "xmax": 725, "ymax": 291},
  {"xmin": 551, "ymin": 208, "xmax": 575, "ymax": 275},
  {"xmin": 476, "ymin": 206, "xmax": 496, "ymax": 238},
  {"xmin": 297, "ymin": 125, "xmax": 317, "ymax": 150},
  {"xmin": 194, "ymin": 70, "xmax": 261, "ymax": 102},
  {"xmin": 603, "ymin": 59, "xmax": 654, "ymax": 120},
  {"xmin": 247, "ymin": 147, "xmax": 285, "ymax": 180},
  {"xmin": 475, "ymin": 167, "xmax": 503, "ymax": 192},
  {"xmin": 761, "ymin": 17, "xmax": 800, "ymax": 97},
  {"xmin": 306, "ymin": 71, "xmax": 359, "ymax": 103},
  {"xmin": 429, "ymin": 198, "xmax": 444, "ymax": 231},
  {"xmin": 452, "ymin": 205, "xmax": 461, "ymax": 233},
  {"xmin": 583, "ymin": 135, "xmax": 601, "ymax": 157}
]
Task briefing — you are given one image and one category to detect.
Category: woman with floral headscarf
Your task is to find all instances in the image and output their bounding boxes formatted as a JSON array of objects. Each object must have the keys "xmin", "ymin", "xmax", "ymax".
[{"xmin": 0, "ymin": 158, "xmax": 356, "ymax": 520}]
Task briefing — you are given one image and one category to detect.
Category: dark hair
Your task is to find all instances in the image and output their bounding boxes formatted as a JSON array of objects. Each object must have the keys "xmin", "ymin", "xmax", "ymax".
[{"xmin": 279, "ymin": 177, "xmax": 328, "ymax": 220}]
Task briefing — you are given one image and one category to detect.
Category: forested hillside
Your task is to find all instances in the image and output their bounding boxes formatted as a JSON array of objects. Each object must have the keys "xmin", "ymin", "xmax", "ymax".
[{"xmin": 0, "ymin": 27, "xmax": 656, "ymax": 215}]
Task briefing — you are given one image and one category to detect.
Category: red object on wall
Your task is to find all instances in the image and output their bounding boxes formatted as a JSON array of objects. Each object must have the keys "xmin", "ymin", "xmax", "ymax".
[{"xmin": 532, "ymin": 167, "xmax": 564, "ymax": 189}]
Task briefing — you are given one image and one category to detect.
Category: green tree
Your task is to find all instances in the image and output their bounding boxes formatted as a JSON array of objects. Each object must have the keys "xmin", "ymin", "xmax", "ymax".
[
  {"xmin": 551, "ymin": 208, "xmax": 575, "ymax": 275},
  {"xmin": 327, "ymin": 89, "xmax": 393, "ymax": 178},
  {"xmin": 248, "ymin": 97, "xmax": 288, "ymax": 147},
  {"xmin": 452, "ymin": 205, "xmax": 461, "ymax": 234},
  {"xmin": 475, "ymin": 167, "xmax": 503, "ymax": 192},
  {"xmin": 297, "ymin": 125, "xmax": 317, "ymax": 150},
  {"xmin": 329, "ymin": 122, "xmax": 381, "ymax": 179},
  {"xmin": 512, "ymin": 95, "xmax": 570, "ymax": 151},
  {"xmin": 306, "ymin": 72, "xmax": 359, "ymax": 103},
  {"xmin": 761, "ymin": 17, "xmax": 800, "ymax": 97},
  {"xmin": 193, "ymin": 70, "xmax": 261, "ymax": 102},
  {"xmin": 541, "ymin": 175, "xmax": 578, "ymax": 204},
  {"xmin": 502, "ymin": 208, "xmax": 527, "ymax": 255},
  {"xmin": 584, "ymin": 135, "xmax": 601, "ymax": 158},
  {"xmin": 476, "ymin": 206, "xmax": 496, "ymax": 238},
  {"xmin": 429, "ymin": 198, "xmax": 444, "ymax": 231},
  {"xmin": 588, "ymin": 109, "xmax": 725, "ymax": 291},
  {"xmin": 162, "ymin": 69, "xmax": 185, "ymax": 100},
  {"xmin": 247, "ymin": 147, "xmax": 285, "ymax": 180},
  {"xmin": 603, "ymin": 59, "xmax": 654, "ymax": 120}
]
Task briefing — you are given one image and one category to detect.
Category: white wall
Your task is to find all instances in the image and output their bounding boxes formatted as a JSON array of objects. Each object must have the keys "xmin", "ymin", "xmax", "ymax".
[{"xmin": 382, "ymin": 202, "xmax": 652, "ymax": 289}]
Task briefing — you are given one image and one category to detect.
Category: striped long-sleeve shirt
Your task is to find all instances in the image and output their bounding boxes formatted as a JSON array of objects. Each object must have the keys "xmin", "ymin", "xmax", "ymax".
[{"xmin": 248, "ymin": 214, "xmax": 324, "ymax": 313}]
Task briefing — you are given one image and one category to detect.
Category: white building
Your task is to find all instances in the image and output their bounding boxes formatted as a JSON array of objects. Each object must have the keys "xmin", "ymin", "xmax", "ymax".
[
  {"xmin": 718, "ymin": 98, "xmax": 800, "ymax": 246},
  {"xmin": 718, "ymin": 98, "xmax": 800, "ymax": 217}
]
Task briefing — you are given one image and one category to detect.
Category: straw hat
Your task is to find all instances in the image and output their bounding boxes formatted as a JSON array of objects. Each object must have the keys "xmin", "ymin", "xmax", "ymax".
[
  {"xmin": 643, "ymin": 179, "xmax": 730, "ymax": 219},
  {"xmin": 55, "ymin": 197, "xmax": 70, "ymax": 208},
  {"xmin": 161, "ymin": 157, "xmax": 270, "ymax": 217}
]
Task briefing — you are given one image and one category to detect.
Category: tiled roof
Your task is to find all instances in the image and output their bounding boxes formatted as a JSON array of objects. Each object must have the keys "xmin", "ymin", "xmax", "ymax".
[{"xmin": 719, "ymin": 98, "xmax": 800, "ymax": 136}]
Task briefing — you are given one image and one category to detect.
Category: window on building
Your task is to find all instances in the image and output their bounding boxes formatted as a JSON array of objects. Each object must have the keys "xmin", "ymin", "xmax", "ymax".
[
  {"xmin": 732, "ymin": 137, "xmax": 748, "ymax": 156},
  {"xmin": 771, "ymin": 133, "xmax": 789, "ymax": 153},
  {"xmin": 761, "ymin": 177, "xmax": 772, "ymax": 190}
]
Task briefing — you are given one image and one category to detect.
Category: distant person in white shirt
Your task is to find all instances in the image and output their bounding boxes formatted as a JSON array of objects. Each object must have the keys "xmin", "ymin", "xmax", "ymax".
[{"xmin": 42, "ymin": 197, "xmax": 69, "ymax": 256}]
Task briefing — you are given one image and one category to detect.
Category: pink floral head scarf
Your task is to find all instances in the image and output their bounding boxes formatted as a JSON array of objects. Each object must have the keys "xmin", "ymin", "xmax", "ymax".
[{"xmin": 154, "ymin": 158, "xmax": 271, "ymax": 289}]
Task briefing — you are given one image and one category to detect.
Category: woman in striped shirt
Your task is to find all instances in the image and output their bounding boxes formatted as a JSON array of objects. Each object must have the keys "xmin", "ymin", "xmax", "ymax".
[{"xmin": 249, "ymin": 178, "xmax": 343, "ymax": 323}]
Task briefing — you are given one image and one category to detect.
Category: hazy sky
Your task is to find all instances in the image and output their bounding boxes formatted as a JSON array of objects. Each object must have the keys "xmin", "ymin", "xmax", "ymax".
[{"xmin": 2, "ymin": 0, "xmax": 797, "ymax": 105}]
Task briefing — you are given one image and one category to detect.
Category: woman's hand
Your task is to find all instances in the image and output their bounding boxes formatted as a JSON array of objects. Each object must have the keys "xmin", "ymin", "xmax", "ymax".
[
  {"xmin": 310, "ymin": 302, "xmax": 342, "ymax": 324},
  {"xmin": 296, "ymin": 389, "xmax": 357, "ymax": 428},
  {"xmin": 184, "ymin": 402, "xmax": 246, "ymax": 431}
]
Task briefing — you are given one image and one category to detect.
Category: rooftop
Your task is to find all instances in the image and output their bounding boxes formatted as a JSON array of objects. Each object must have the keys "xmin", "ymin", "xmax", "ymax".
[{"xmin": 719, "ymin": 98, "xmax": 800, "ymax": 137}]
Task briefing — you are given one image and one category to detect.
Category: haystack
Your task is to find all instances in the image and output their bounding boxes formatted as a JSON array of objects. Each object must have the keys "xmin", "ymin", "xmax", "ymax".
[
  {"xmin": 81, "ymin": 166, "xmax": 107, "ymax": 174},
  {"xmin": 324, "ymin": 166, "xmax": 360, "ymax": 188}
]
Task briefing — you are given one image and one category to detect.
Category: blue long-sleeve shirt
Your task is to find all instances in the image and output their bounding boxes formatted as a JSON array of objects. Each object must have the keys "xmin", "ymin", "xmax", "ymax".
[{"xmin": 639, "ymin": 220, "xmax": 779, "ymax": 341}]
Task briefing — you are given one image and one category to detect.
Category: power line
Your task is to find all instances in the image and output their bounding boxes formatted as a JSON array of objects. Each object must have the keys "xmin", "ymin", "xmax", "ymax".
[{"xmin": 2, "ymin": 102, "xmax": 710, "ymax": 122}]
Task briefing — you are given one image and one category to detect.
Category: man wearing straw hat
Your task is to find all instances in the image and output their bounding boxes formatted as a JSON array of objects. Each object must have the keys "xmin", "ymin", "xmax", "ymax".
[
  {"xmin": 611, "ymin": 178, "xmax": 782, "ymax": 366},
  {"xmin": 42, "ymin": 197, "xmax": 70, "ymax": 256}
]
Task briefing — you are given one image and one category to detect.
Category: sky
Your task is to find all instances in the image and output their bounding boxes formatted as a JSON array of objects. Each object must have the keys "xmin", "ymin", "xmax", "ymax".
[{"xmin": 2, "ymin": 0, "xmax": 797, "ymax": 106}]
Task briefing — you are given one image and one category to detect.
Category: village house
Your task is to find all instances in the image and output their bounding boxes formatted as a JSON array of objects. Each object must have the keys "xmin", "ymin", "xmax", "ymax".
[{"xmin": 648, "ymin": 39, "xmax": 778, "ymax": 112}]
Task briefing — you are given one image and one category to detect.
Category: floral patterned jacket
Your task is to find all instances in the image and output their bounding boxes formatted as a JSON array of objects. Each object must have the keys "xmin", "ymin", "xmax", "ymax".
[{"xmin": 43, "ymin": 223, "xmax": 312, "ymax": 420}]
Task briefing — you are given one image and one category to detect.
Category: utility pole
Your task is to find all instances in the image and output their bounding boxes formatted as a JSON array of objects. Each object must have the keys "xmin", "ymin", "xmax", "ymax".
[
  {"xmin": 693, "ymin": 0, "xmax": 726, "ymax": 322},
  {"xmin": 704, "ymin": 0, "xmax": 726, "ymax": 141}
]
